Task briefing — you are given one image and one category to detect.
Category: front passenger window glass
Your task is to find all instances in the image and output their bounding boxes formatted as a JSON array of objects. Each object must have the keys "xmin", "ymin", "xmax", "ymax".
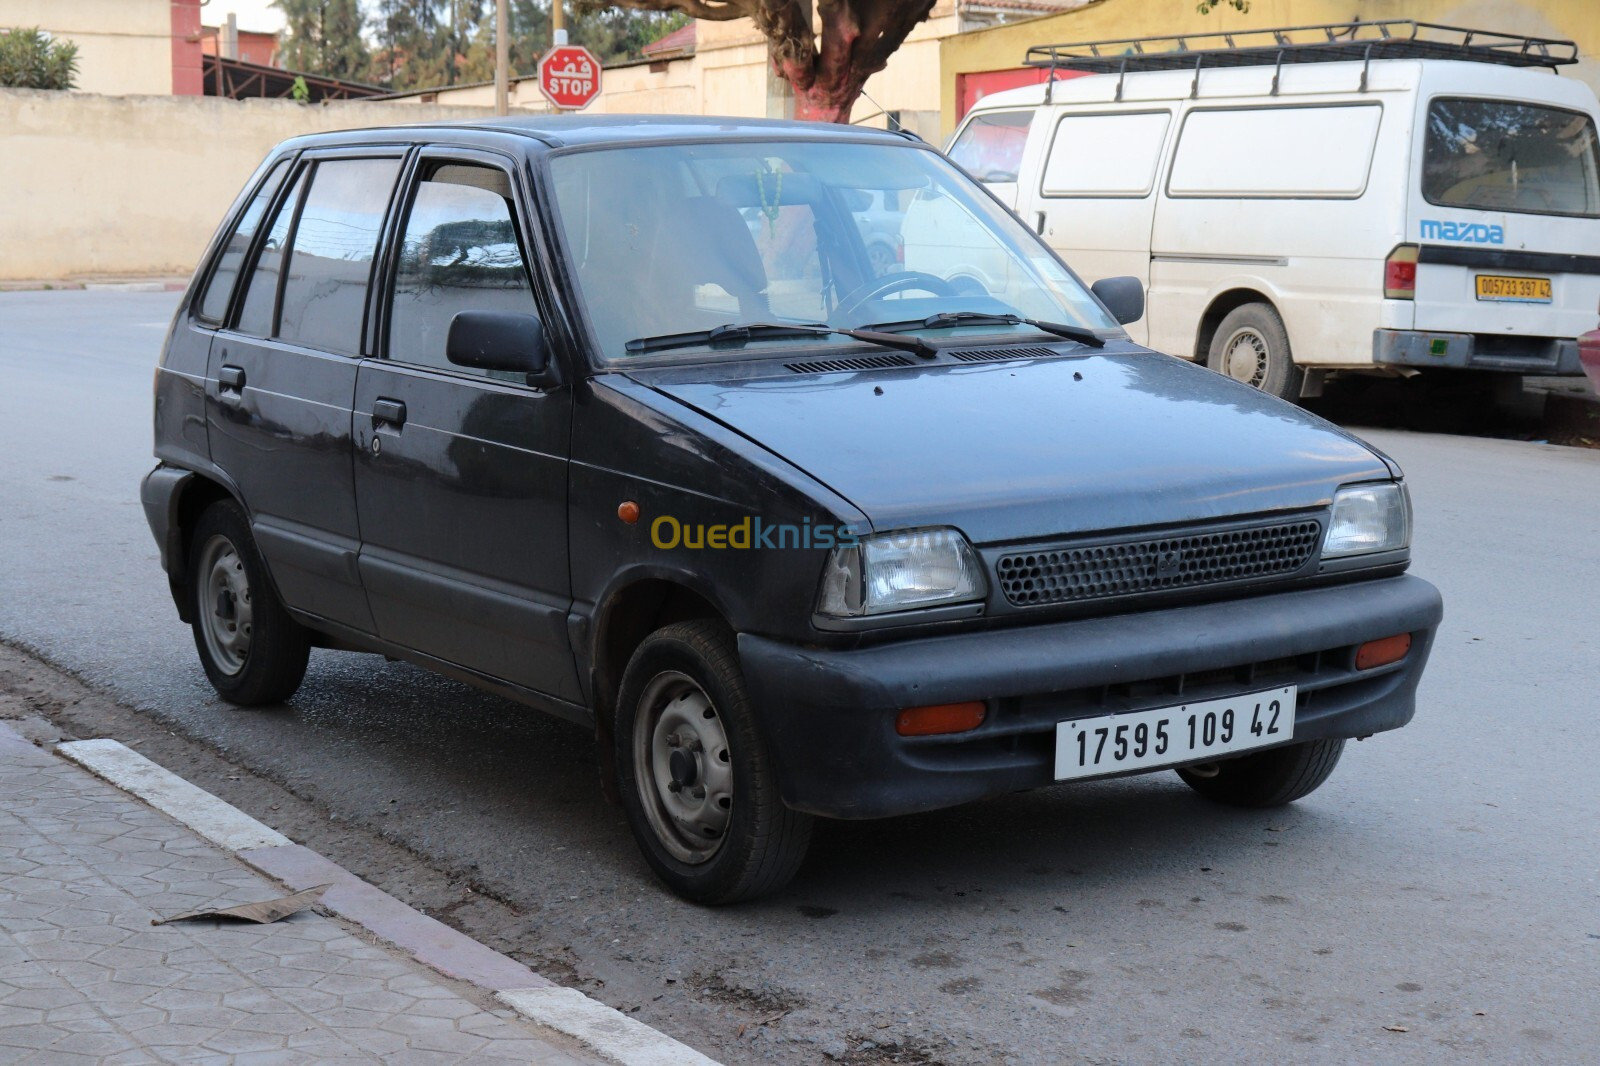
[{"xmin": 389, "ymin": 164, "xmax": 537, "ymax": 378}]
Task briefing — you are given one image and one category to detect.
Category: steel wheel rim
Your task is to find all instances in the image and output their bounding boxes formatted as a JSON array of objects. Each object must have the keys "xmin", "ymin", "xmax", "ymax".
[
  {"xmin": 632, "ymin": 670, "xmax": 734, "ymax": 864},
  {"xmin": 197, "ymin": 533, "xmax": 253, "ymax": 676},
  {"xmin": 1222, "ymin": 326, "xmax": 1269, "ymax": 388}
]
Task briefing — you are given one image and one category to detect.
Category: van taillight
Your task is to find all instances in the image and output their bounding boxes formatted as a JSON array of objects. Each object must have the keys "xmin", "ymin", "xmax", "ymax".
[{"xmin": 1385, "ymin": 244, "xmax": 1419, "ymax": 299}]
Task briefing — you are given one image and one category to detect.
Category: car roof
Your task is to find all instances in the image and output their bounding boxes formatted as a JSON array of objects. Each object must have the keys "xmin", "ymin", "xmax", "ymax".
[{"xmin": 275, "ymin": 113, "xmax": 917, "ymax": 153}]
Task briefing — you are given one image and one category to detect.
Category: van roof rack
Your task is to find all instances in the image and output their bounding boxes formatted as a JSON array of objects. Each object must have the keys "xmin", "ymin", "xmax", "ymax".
[{"xmin": 1024, "ymin": 20, "xmax": 1578, "ymax": 79}]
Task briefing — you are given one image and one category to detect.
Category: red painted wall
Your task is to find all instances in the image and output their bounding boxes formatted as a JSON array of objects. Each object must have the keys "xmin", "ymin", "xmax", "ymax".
[
  {"xmin": 171, "ymin": 0, "xmax": 204, "ymax": 95},
  {"xmin": 956, "ymin": 67, "xmax": 1088, "ymax": 120}
]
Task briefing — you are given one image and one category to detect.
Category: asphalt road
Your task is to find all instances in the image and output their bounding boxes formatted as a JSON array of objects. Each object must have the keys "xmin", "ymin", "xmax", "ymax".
[{"xmin": 2, "ymin": 290, "xmax": 1598, "ymax": 1064}]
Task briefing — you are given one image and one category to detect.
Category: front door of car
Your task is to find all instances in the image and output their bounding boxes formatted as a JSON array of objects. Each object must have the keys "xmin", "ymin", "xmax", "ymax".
[
  {"xmin": 352, "ymin": 149, "xmax": 579, "ymax": 702},
  {"xmin": 207, "ymin": 150, "xmax": 404, "ymax": 633}
]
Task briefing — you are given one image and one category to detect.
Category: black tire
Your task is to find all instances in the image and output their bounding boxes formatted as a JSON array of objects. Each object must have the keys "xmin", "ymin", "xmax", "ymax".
[
  {"xmin": 188, "ymin": 499, "xmax": 309, "ymax": 706},
  {"xmin": 615, "ymin": 620, "xmax": 812, "ymax": 904},
  {"xmin": 1176, "ymin": 738, "xmax": 1345, "ymax": 808},
  {"xmin": 1206, "ymin": 302, "xmax": 1304, "ymax": 401}
]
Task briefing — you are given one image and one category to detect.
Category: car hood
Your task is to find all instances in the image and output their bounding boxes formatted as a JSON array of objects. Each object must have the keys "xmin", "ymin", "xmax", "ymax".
[{"xmin": 629, "ymin": 349, "xmax": 1394, "ymax": 544}]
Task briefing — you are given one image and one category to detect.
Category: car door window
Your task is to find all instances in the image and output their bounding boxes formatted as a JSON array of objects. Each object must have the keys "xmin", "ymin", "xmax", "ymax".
[
  {"xmin": 198, "ymin": 159, "xmax": 288, "ymax": 324},
  {"xmin": 235, "ymin": 167, "xmax": 307, "ymax": 338},
  {"xmin": 277, "ymin": 158, "xmax": 402, "ymax": 356},
  {"xmin": 388, "ymin": 162, "xmax": 537, "ymax": 379}
]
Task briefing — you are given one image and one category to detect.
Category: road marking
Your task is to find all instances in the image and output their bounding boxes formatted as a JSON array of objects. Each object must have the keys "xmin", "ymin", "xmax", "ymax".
[
  {"xmin": 56, "ymin": 738, "xmax": 291, "ymax": 851},
  {"xmin": 498, "ymin": 986, "xmax": 723, "ymax": 1066}
]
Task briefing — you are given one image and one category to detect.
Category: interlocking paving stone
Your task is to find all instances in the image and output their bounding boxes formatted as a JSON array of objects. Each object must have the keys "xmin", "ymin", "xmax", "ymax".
[{"xmin": 0, "ymin": 730, "xmax": 595, "ymax": 1065}]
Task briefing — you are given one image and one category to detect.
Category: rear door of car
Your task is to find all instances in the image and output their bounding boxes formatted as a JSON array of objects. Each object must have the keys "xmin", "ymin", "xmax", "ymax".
[
  {"xmin": 352, "ymin": 146, "xmax": 580, "ymax": 702},
  {"xmin": 206, "ymin": 147, "xmax": 405, "ymax": 634},
  {"xmin": 1408, "ymin": 92, "xmax": 1600, "ymax": 356}
]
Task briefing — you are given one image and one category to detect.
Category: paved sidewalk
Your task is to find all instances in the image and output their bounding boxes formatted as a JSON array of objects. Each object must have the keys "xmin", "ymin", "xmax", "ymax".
[{"xmin": 0, "ymin": 725, "xmax": 592, "ymax": 1064}]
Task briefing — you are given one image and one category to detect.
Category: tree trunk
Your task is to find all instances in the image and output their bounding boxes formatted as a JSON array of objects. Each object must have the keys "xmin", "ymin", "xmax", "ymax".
[{"xmin": 789, "ymin": 72, "xmax": 867, "ymax": 123}]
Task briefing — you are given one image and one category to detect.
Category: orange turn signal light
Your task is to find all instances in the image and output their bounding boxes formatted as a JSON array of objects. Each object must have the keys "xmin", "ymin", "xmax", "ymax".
[
  {"xmin": 896, "ymin": 701, "xmax": 987, "ymax": 737},
  {"xmin": 1356, "ymin": 633, "xmax": 1411, "ymax": 671}
]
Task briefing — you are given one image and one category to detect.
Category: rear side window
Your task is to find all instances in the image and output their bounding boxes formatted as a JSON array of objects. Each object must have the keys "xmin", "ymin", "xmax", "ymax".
[
  {"xmin": 235, "ymin": 168, "xmax": 306, "ymax": 338},
  {"xmin": 389, "ymin": 163, "xmax": 537, "ymax": 377},
  {"xmin": 1168, "ymin": 104, "xmax": 1382, "ymax": 198},
  {"xmin": 948, "ymin": 110, "xmax": 1032, "ymax": 183},
  {"xmin": 1424, "ymin": 98, "xmax": 1600, "ymax": 218},
  {"xmin": 277, "ymin": 158, "xmax": 402, "ymax": 356},
  {"xmin": 198, "ymin": 159, "xmax": 288, "ymax": 324},
  {"xmin": 1042, "ymin": 111, "xmax": 1171, "ymax": 197}
]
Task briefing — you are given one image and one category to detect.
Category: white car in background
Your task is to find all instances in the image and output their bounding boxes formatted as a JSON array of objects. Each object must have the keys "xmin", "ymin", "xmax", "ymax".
[{"xmin": 943, "ymin": 21, "xmax": 1600, "ymax": 400}]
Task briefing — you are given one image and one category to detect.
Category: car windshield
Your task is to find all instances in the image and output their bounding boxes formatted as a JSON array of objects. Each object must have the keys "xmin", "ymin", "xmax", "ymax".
[{"xmin": 547, "ymin": 138, "xmax": 1115, "ymax": 361}]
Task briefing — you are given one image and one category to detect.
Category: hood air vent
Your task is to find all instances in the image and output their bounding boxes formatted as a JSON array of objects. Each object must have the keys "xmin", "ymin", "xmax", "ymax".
[
  {"xmin": 948, "ymin": 346, "xmax": 1062, "ymax": 363},
  {"xmin": 785, "ymin": 354, "xmax": 915, "ymax": 374}
]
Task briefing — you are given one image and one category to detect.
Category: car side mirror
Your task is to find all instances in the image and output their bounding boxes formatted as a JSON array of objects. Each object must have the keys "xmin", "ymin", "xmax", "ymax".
[
  {"xmin": 1091, "ymin": 276, "xmax": 1145, "ymax": 326},
  {"xmin": 446, "ymin": 310, "xmax": 561, "ymax": 388}
]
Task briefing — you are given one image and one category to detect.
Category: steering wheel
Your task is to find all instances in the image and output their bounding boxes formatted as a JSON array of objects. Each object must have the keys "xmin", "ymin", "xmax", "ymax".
[{"xmin": 833, "ymin": 270, "xmax": 958, "ymax": 322}]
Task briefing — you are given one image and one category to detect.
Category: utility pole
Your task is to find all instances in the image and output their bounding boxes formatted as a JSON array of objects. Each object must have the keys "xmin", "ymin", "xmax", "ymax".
[
  {"xmin": 553, "ymin": 0, "xmax": 566, "ymax": 46},
  {"xmin": 494, "ymin": 0, "xmax": 509, "ymax": 115}
]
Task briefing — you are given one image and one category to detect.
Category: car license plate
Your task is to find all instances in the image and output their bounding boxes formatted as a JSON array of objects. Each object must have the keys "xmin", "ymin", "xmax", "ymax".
[
  {"xmin": 1054, "ymin": 686, "xmax": 1296, "ymax": 781},
  {"xmin": 1475, "ymin": 274, "xmax": 1552, "ymax": 303}
]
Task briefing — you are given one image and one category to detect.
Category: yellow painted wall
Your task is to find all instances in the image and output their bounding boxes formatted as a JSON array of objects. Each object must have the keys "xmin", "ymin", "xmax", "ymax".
[
  {"xmin": 0, "ymin": 0, "xmax": 173, "ymax": 95},
  {"xmin": 0, "ymin": 89, "xmax": 492, "ymax": 280},
  {"xmin": 940, "ymin": 0, "xmax": 1600, "ymax": 136}
]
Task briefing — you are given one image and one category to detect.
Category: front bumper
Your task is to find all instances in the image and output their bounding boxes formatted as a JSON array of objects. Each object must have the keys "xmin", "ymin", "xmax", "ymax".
[
  {"xmin": 1374, "ymin": 329, "xmax": 1582, "ymax": 375},
  {"xmin": 740, "ymin": 574, "xmax": 1442, "ymax": 819}
]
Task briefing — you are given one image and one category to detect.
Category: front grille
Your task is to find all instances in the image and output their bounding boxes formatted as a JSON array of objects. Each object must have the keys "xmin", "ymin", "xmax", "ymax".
[{"xmin": 995, "ymin": 519, "xmax": 1323, "ymax": 607}]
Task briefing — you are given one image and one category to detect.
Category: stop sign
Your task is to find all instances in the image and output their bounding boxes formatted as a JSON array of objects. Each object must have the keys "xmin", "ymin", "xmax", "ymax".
[{"xmin": 538, "ymin": 45, "xmax": 601, "ymax": 111}]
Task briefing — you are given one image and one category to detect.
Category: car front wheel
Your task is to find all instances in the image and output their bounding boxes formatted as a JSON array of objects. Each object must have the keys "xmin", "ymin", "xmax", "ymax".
[
  {"xmin": 615, "ymin": 620, "xmax": 812, "ymax": 904},
  {"xmin": 188, "ymin": 499, "xmax": 309, "ymax": 705},
  {"xmin": 1176, "ymin": 738, "xmax": 1345, "ymax": 807}
]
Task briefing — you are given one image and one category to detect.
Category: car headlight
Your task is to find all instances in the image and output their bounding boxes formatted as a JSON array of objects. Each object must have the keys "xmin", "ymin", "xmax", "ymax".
[
  {"xmin": 818, "ymin": 528, "xmax": 986, "ymax": 617},
  {"xmin": 1323, "ymin": 482, "xmax": 1410, "ymax": 558}
]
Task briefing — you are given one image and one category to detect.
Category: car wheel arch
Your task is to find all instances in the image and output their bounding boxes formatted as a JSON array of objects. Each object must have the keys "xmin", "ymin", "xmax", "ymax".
[
  {"xmin": 1194, "ymin": 287, "xmax": 1282, "ymax": 363},
  {"xmin": 169, "ymin": 474, "xmax": 237, "ymax": 623}
]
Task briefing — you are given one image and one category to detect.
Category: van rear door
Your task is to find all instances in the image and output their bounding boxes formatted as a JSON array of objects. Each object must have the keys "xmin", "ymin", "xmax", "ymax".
[{"xmin": 1409, "ymin": 96, "xmax": 1600, "ymax": 363}]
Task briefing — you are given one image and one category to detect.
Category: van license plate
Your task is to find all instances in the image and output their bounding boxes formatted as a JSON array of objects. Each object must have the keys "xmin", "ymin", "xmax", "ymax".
[
  {"xmin": 1476, "ymin": 275, "xmax": 1552, "ymax": 303},
  {"xmin": 1054, "ymin": 686, "xmax": 1296, "ymax": 781}
]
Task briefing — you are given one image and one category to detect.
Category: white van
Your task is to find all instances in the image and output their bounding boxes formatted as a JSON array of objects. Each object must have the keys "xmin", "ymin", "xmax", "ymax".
[{"xmin": 942, "ymin": 22, "xmax": 1600, "ymax": 399}]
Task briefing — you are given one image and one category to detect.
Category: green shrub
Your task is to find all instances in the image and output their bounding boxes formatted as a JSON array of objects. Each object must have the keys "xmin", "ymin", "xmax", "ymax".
[{"xmin": 0, "ymin": 27, "xmax": 80, "ymax": 90}]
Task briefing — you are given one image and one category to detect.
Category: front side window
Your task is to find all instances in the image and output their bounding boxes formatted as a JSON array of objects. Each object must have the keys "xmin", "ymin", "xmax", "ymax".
[
  {"xmin": 388, "ymin": 163, "xmax": 537, "ymax": 377},
  {"xmin": 548, "ymin": 139, "xmax": 1114, "ymax": 362},
  {"xmin": 947, "ymin": 110, "xmax": 1032, "ymax": 183},
  {"xmin": 277, "ymin": 158, "xmax": 402, "ymax": 356},
  {"xmin": 198, "ymin": 159, "xmax": 288, "ymax": 323},
  {"xmin": 1423, "ymin": 97, "xmax": 1600, "ymax": 218}
]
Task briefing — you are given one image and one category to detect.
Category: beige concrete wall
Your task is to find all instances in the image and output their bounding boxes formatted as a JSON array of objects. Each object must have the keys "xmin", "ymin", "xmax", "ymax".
[
  {"xmin": 0, "ymin": 0, "xmax": 173, "ymax": 95},
  {"xmin": 0, "ymin": 89, "xmax": 491, "ymax": 280},
  {"xmin": 941, "ymin": 0, "xmax": 1600, "ymax": 137}
]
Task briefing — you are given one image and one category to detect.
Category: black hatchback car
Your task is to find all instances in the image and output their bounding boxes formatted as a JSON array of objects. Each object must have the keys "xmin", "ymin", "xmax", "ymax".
[{"xmin": 144, "ymin": 116, "xmax": 1442, "ymax": 903}]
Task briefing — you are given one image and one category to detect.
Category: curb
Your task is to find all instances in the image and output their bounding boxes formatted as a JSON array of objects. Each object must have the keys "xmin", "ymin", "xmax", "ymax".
[{"xmin": 56, "ymin": 737, "xmax": 721, "ymax": 1066}]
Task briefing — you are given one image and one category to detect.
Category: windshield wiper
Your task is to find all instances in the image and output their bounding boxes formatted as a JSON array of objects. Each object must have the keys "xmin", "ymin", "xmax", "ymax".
[
  {"xmin": 624, "ymin": 321, "xmax": 940, "ymax": 358},
  {"xmin": 857, "ymin": 311, "xmax": 1107, "ymax": 349}
]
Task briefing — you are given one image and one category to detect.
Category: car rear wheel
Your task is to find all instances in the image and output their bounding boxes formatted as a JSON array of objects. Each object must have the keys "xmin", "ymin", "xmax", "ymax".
[
  {"xmin": 1176, "ymin": 738, "xmax": 1345, "ymax": 807},
  {"xmin": 189, "ymin": 499, "xmax": 309, "ymax": 706},
  {"xmin": 1207, "ymin": 303, "xmax": 1304, "ymax": 401},
  {"xmin": 615, "ymin": 620, "xmax": 812, "ymax": 904}
]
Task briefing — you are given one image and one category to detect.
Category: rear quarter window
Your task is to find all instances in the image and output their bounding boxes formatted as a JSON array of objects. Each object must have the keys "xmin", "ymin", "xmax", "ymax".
[
  {"xmin": 196, "ymin": 159, "xmax": 288, "ymax": 324},
  {"xmin": 1167, "ymin": 104, "xmax": 1382, "ymax": 199}
]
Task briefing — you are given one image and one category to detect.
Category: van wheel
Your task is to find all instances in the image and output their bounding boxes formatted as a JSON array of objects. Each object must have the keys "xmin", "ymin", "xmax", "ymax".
[
  {"xmin": 1176, "ymin": 738, "xmax": 1344, "ymax": 807},
  {"xmin": 1207, "ymin": 303, "xmax": 1303, "ymax": 401},
  {"xmin": 615, "ymin": 620, "xmax": 812, "ymax": 904},
  {"xmin": 189, "ymin": 500, "xmax": 310, "ymax": 705}
]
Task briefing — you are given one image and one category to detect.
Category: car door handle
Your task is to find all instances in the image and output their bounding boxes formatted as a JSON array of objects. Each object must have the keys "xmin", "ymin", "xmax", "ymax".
[
  {"xmin": 218, "ymin": 364, "xmax": 246, "ymax": 392},
  {"xmin": 372, "ymin": 398, "xmax": 407, "ymax": 429}
]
